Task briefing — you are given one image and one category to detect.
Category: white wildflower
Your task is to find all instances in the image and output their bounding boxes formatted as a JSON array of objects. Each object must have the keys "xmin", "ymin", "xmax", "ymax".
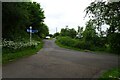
[{"xmin": 109, "ymin": 75, "xmax": 112, "ymax": 78}]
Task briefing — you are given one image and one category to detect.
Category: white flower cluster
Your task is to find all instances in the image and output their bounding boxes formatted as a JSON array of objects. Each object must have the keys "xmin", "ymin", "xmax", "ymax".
[
  {"xmin": 109, "ymin": 75, "xmax": 120, "ymax": 79},
  {"xmin": 2, "ymin": 39, "xmax": 41, "ymax": 50}
]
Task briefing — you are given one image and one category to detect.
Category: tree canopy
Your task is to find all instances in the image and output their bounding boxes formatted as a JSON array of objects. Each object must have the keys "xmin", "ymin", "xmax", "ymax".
[
  {"xmin": 2, "ymin": 2, "xmax": 49, "ymax": 41},
  {"xmin": 85, "ymin": 1, "xmax": 120, "ymax": 54},
  {"xmin": 85, "ymin": 1, "xmax": 120, "ymax": 34},
  {"xmin": 60, "ymin": 26, "xmax": 77, "ymax": 38}
]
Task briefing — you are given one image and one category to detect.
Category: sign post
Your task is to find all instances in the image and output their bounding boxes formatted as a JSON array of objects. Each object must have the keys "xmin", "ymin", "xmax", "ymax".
[
  {"xmin": 30, "ymin": 26, "xmax": 32, "ymax": 44},
  {"xmin": 27, "ymin": 26, "xmax": 38, "ymax": 44}
]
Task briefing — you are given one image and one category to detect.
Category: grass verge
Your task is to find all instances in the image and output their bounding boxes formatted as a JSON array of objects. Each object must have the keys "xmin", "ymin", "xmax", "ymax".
[
  {"xmin": 99, "ymin": 67, "xmax": 120, "ymax": 80},
  {"xmin": 2, "ymin": 41, "xmax": 43, "ymax": 64},
  {"xmin": 55, "ymin": 40, "xmax": 116, "ymax": 55},
  {"xmin": 55, "ymin": 40, "xmax": 86, "ymax": 52}
]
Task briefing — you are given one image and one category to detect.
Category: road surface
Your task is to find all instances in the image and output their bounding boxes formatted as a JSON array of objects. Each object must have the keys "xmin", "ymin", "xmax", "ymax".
[{"xmin": 2, "ymin": 39, "xmax": 118, "ymax": 78}]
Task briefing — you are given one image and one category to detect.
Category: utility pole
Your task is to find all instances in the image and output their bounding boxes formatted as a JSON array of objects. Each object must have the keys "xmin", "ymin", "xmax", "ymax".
[{"xmin": 56, "ymin": 27, "xmax": 57, "ymax": 33}]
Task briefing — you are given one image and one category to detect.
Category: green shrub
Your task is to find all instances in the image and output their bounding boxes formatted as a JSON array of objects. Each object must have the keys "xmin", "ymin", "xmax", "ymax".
[
  {"xmin": 56, "ymin": 36, "xmax": 107, "ymax": 52},
  {"xmin": 57, "ymin": 36, "xmax": 75, "ymax": 47},
  {"xmin": 99, "ymin": 68, "xmax": 120, "ymax": 79},
  {"xmin": 108, "ymin": 33, "xmax": 120, "ymax": 54},
  {"xmin": 57, "ymin": 37, "xmax": 87, "ymax": 50},
  {"xmin": 73, "ymin": 40, "xmax": 84, "ymax": 49}
]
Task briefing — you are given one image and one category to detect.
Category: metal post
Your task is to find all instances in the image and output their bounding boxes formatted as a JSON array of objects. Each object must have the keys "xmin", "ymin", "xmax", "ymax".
[{"xmin": 30, "ymin": 26, "xmax": 32, "ymax": 44}]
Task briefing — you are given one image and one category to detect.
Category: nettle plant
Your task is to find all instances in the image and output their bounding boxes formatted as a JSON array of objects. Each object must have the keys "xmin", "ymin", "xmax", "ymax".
[{"xmin": 2, "ymin": 39, "xmax": 40, "ymax": 51}]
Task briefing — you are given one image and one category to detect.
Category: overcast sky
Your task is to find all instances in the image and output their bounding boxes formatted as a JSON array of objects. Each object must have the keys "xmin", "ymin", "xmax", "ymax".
[
  {"xmin": 32, "ymin": 0, "xmax": 120, "ymax": 34},
  {"xmin": 32, "ymin": 0, "xmax": 95, "ymax": 34}
]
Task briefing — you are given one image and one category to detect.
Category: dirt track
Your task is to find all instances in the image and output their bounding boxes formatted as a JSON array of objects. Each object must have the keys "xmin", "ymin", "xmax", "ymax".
[{"xmin": 2, "ymin": 39, "xmax": 118, "ymax": 78}]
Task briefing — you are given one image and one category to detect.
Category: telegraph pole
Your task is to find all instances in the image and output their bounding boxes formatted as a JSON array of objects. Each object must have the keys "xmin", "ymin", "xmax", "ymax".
[{"xmin": 56, "ymin": 27, "xmax": 57, "ymax": 33}]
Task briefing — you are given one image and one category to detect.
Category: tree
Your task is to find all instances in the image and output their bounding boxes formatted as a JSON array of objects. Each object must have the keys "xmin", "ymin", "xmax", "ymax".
[
  {"xmin": 37, "ymin": 23, "xmax": 49, "ymax": 38},
  {"xmin": 2, "ymin": 2, "xmax": 30, "ymax": 40},
  {"xmin": 85, "ymin": 1, "xmax": 120, "ymax": 34},
  {"xmin": 2, "ymin": 2, "xmax": 49, "ymax": 41},
  {"xmin": 83, "ymin": 20, "xmax": 97, "ymax": 42},
  {"xmin": 48, "ymin": 34, "xmax": 53, "ymax": 38},
  {"xmin": 77, "ymin": 26, "xmax": 83, "ymax": 38},
  {"xmin": 69, "ymin": 28, "xmax": 77, "ymax": 38},
  {"xmin": 53, "ymin": 32, "xmax": 60, "ymax": 38},
  {"xmin": 60, "ymin": 26, "xmax": 77, "ymax": 38},
  {"xmin": 85, "ymin": 1, "xmax": 120, "ymax": 54}
]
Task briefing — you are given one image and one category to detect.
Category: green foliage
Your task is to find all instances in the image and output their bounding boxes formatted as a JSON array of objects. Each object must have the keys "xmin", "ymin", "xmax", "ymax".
[
  {"xmin": 55, "ymin": 1, "xmax": 119, "ymax": 54},
  {"xmin": 57, "ymin": 37, "xmax": 75, "ymax": 47},
  {"xmin": 108, "ymin": 33, "xmax": 120, "ymax": 54},
  {"xmin": 57, "ymin": 37, "xmax": 84, "ymax": 50},
  {"xmin": 85, "ymin": 1, "xmax": 120, "ymax": 32},
  {"xmin": 57, "ymin": 20, "xmax": 107, "ymax": 52},
  {"xmin": 56, "ymin": 36, "xmax": 105, "ymax": 51},
  {"xmin": 3, "ymin": 2, "xmax": 28, "ymax": 40},
  {"xmin": 60, "ymin": 26, "xmax": 77, "ymax": 38},
  {"xmin": 99, "ymin": 67, "xmax": 120, "ymax": 80},
  {"xmin": 37, "ymin": 23, "xmax": 49, "ymax": 38},
  {"xmin": 2, "ymin": 2, "xmax": 48, "ymax": 63},
  {"xmin": 83, "ymin": 20, "xmax": 97, "ymax": 41},
  {"xmin": 53, "ymin": 32, "xmax": 60, "ymax": 38},
  {"xmin": 83, "ymin": 20, "xmax": 106, "ymax": 49},
  {"xmin": 77, "ymin": 26, "xmax": 83, "ymax": 38},
  {"xmin": 2, "ymin": 2, "xmax": 49, "ymax": 41},
  {"xmin": 85, "ymin": 1, "xmax": 120, "ymax": 54},
  {"xmin": 47, "ymin": 34, "xmax": 53, "ymax": 38}
]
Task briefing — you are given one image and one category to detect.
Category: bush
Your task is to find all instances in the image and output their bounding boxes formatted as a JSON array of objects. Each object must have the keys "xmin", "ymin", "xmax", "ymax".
[
  {"xmin": 2, "ymin": 39, "xmax": 41, "ymax": 54},
  {"xmin": 57, "ymin": 36, "xmax": 74, "ymax": 47},
  {"xmin": 73, "ymin": 40, "xmax": 84, "ymax": 49},
  {"xmin": 99, "ymin": 68, "xmax": 120, "ymax": 79},
  {"xmin": 56, "ymin": 36, "xmax": 107, "ymax": 51},
  {"xmin": 57, "ymin": 37, "xmax": 88, "ymax": 50},
  {"xmin": 108, "ymin": 33, "xmax": 120, "ymax": 54}
]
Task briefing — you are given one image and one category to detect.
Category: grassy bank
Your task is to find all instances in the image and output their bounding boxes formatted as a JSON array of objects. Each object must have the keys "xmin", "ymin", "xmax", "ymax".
[
  {"xmin": 99, "ymin": 67, "xmax": 120, "ymax": 80},
  {"xmin": 2, "ymin": 41, "xmax": 43, "ymax": 64},
  {"xmin": 55, "ymin": 40, "xmax": 85, "ymax": 52},
  {"xmin": 55, "ymin": 37, "xmax": 110, "ymax": 54}
]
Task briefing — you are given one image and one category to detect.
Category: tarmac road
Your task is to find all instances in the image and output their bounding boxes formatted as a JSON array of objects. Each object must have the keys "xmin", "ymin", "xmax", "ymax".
[{"xmin": 2, "ymin": 39, "xmax": 118, "ymax": 78}]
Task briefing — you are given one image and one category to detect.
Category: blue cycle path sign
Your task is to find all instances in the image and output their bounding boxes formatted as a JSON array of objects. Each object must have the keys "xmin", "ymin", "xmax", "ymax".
[{"xmin": 27, "ymin": 29, "xmax": 38, "ymax": 33}]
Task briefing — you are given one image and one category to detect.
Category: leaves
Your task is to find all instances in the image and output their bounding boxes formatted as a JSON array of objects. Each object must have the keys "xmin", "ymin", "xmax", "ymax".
[
  {"xmin": 85, "ymin": 1, "xmax": 120, "ymax": 54},
  {"xmin": 2, "ymin": 2, "xmax": 49, "ymax": 41},
  {"xmin": 60, "ymin": 26, "xmax": 77, "ymax": 38},
  {"xmin": 85, "ymin": 1, "xmax": 120, "ymax": 33}
]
